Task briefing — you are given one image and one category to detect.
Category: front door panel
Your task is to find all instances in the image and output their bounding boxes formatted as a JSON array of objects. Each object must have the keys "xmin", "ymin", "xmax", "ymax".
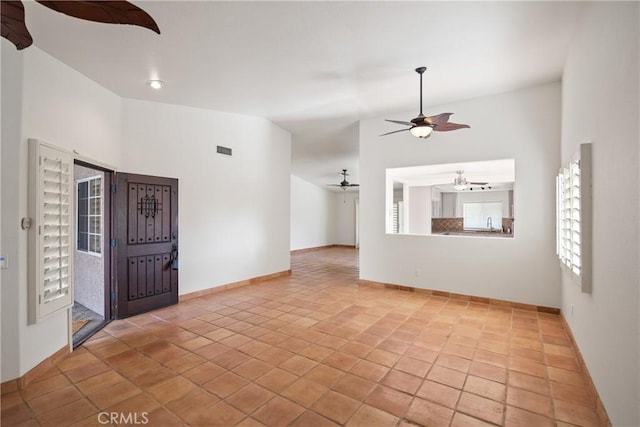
[{"xmin": 115, "ymin": 173, "xmax": 178, "ymax": 318}]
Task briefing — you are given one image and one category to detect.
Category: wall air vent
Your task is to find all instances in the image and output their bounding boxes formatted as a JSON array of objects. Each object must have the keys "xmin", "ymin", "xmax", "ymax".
[{"xmin": 216, "ymin": 146, "xmax": 232, "ymax": 156}]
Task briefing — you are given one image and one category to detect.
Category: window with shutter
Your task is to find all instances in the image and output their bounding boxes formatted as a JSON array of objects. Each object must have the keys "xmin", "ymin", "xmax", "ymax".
[
  {"xmin": 556, "ymin": 143, "xmax": 592, "ymax": 293},
  {"xmin": 28, "ymin": 139, "xmax": 74, "ymax": 324}
]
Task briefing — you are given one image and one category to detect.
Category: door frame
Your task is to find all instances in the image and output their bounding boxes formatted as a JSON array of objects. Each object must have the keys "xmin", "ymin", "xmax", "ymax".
[
  {"xmin": 355, "ymin": 198, "xmax": 360, "ymax": 249},
  {"xmin": 71, "ymin": 159, "xmax": 115, "ymax": 347}
]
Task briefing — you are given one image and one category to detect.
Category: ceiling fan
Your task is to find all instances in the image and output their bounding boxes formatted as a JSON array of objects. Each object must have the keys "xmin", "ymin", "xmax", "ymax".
[
  {"xmin": 453, "ymin": 170, "xmax": 488, "ymax": 190},
  {"xmin": 328, "ymin": 169, "xmax": 359, "ymax": 190},
  {"xmin": 382, "ymin": 67, "xmax": 470, "ymax": 139},
  {"xmin": 1, "ymin": 1, "xmax": 160, "ymax": 50}
]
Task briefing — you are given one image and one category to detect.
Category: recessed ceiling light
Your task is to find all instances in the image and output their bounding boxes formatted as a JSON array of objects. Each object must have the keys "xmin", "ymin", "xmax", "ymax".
[{"xmin": 147, "ymin": 80, "xmax": 164, "ymax": 89}]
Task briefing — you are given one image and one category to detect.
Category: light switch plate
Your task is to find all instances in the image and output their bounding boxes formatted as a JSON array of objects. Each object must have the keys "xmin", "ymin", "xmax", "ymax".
[{"xmin": 0, "ymin": 255, "xmax": 8, "ymax": 269}]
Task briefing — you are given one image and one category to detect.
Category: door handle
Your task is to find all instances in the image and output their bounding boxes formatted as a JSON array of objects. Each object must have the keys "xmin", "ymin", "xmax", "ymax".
[{"xmin": 170, "ymin": 244, "xmax": 178, "ymax": 270}]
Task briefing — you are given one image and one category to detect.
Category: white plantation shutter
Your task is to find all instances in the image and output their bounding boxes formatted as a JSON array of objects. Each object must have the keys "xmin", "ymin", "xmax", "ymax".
[
  {"xmin": 556, "ymin": 143, "xmax": 592, "ymax": 293},
  {"xmin": 28, "ymin": 140, "xmax": 74, "ymax": 324},
  {"xmin": 392, "ymin": 202, "xmax": 399, "ymax": 233},
  {"xmin": 558, "ymin": 163, "xmax": 581, "ymax": 274}
]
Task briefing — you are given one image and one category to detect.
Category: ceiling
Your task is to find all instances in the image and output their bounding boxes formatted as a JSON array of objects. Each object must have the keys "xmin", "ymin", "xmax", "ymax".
[{"xmin": 21, "ymin": 1, "xmax": 585, "ymax": 190}]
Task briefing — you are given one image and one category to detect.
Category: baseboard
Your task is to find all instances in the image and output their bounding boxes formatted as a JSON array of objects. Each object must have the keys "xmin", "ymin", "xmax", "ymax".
[
  {"xmin": 1, "ymin": 345, "xmax": 69, "ymax": 394},
  {"xmin": 179, "ymin": 269, "xmax": 292, "ymax": 302},
  {"xmin": 560, "ymin": 314, "xmax": 612, "ymax": 427},
  {"xmin": 290, "ymin": 244, "xmax": 356, "ymax": 254},
  {"xmin": 357, "ymin": 279, "xmax": 560, "ymax": 314}
]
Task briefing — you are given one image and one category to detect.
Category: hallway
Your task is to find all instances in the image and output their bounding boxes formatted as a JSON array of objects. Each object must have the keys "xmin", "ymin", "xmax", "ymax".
[{"xmin": 1, "ymin": 247, "xmax": 601, "ymax": 426}]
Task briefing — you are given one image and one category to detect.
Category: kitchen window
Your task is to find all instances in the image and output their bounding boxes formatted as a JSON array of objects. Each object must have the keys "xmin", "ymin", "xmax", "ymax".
[{"xmin": 463, "ymin": 201, "xmax": 503, "ymax": 231}]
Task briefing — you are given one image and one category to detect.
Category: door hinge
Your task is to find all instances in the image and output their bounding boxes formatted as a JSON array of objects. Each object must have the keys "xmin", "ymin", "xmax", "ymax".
[
  {"xmin": 110, "ymin": 238, "xmax": 117, "ymax": 248},
  {"xmin": 111, "ymin": 291, "xmax": 116, "ymax": 302},
  {"xmin": 111, "ymin": 184, "xmax": 117, "ymax": 193}
]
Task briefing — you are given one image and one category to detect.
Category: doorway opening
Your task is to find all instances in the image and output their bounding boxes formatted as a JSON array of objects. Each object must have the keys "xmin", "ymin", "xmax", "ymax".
[{"xmin": 72, "ymin": 160, "xmax": 113, "ymax": 347}]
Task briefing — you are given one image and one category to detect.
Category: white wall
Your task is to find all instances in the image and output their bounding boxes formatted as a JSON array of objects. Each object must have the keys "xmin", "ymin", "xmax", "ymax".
[
  {"xmin": 407, "ymin": 186, "xmax": 431, "ymax": 234},
  {"xmin": 1, "ymin": 46, "xmax": 123, "ymax": 381},
  {"xmin": 121, "ymin": 99, "xmax": 291, "ymax": 295},
  {"xmin": 291, "ymin": 175, "xmax": 335, "ymax": 250},
  {"xmin": 442, "ymin": 193, "xmax": 456, "ymax": 217},
  {"xmin": 360, "ymin": 83, "xmax": 561, "ymax": 307},
  {"xmin": 1, "ymin": 39, "xmax": 25, "ymax": 381},
  {"xmin": 290, "ymin": 176, "xmax": 358, "ymax": 250},
  {"xmin": 560, "ymin": 3, "xmax": 639, "ymax": 425}
]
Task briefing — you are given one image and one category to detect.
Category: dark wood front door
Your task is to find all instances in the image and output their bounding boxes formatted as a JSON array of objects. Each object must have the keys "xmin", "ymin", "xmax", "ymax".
[{"xmin": 114, "ymin": 173, "xmax": 178, "ymax": 318}]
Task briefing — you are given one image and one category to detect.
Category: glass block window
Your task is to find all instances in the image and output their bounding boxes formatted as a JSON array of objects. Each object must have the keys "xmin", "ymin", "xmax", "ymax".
[{"xmin": 77, "ymin": 176, "xmax": 102, "ymax": 255}]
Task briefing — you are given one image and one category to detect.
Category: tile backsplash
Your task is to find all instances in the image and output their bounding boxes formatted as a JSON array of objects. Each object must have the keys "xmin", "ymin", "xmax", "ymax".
[
  {"xmin": 432, "ymin": 217, "xmax": 514, "ymax": 233},
  {"xmin": 432, "ymin": 218, "xmax": 464, "ymax": 232}
]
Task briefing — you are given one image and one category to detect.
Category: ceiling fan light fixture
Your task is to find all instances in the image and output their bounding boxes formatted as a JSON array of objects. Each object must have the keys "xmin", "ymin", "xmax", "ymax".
[
  {"xmin": 453, "ymin": 170, "xmax": 467, "ymax": 190},
  {"xmin": 327, "ymin": 169, "xmax": 359, "ymax": 190},
  {"xmin": 381, "ymin": 67, "xmax": 469, "ymax": 138},
  {"xmin": 410, "ymin": 125, "xmax": 433, "ymax": 139},
  {"xmin": 147, "ymin": 80, "xmax": 165, "ymax": 89}
]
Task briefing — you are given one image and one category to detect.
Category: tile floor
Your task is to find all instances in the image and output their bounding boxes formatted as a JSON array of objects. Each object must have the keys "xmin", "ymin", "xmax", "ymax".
[{"xmin": 1, "ymin": 247, "xmax": 603, "ymax": 426}]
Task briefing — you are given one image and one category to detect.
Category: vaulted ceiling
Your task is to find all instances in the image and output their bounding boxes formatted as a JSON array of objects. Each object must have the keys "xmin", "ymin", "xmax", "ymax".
[{"xmin": 20, "ymin": 1, "xmax": 585, "ymax": 189}]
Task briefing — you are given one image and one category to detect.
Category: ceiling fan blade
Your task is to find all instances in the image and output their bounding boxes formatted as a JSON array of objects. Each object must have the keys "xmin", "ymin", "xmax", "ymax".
[
  {"xmin": 424, "ymin": 113, "xmax": 453, "ymax": 126},
  {"xmin": 385, "ymin": 119, "xmax": 414, "ymax": 126},
  {"xmin": 433, "ymin": 122, "xmax": 470, "ymax": 132},
  {"xmin": 346, "ymin": 184, "xmax": 360, "ymax": 187},
  {"xmin": 1, "ymin": 1, "xmax": 33, "ymax": 50},
  {"xmin": 35, "ymin": 1, "xmax": 160, "ymax": 34},
  {"xmin": 380, "ymin": 128, "xmax": 411, "ymax": 137}
]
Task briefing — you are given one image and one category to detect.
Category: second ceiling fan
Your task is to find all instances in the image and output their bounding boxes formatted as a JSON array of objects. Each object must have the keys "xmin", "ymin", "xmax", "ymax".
[
  {"xmin": 328, "ymin": 169, "xmax": 359, "ymax": 190},
  {"xmin": 453, "ymin": 170, "xmax": 488, "ymax": 190},
  {"xmin": 382, "ymin": 67, "xmax": 470, "ymax": 139}
]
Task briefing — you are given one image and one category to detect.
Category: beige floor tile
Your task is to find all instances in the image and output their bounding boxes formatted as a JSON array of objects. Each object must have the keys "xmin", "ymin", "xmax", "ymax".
[
  {"xmin": 253, "ymin": 396, "xmax": 305, "ymax": 426},
  {"xmin": 346, "ymin": 404, "xmax": 399, "ymax": 426},
  {"xmin": 406, "ymin": 397, "xmax": 454, "ymax": 426},
  {"xmin": 312, "ymin": 390, "xmax": 360, "ymax": 424},
  {"xmin": 5, "ymin": 248, "xmax": 603, "ymax": 427},
  {"xmin": 364, "ymin": 385, "xmax": 412, "ymax": 417}
]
